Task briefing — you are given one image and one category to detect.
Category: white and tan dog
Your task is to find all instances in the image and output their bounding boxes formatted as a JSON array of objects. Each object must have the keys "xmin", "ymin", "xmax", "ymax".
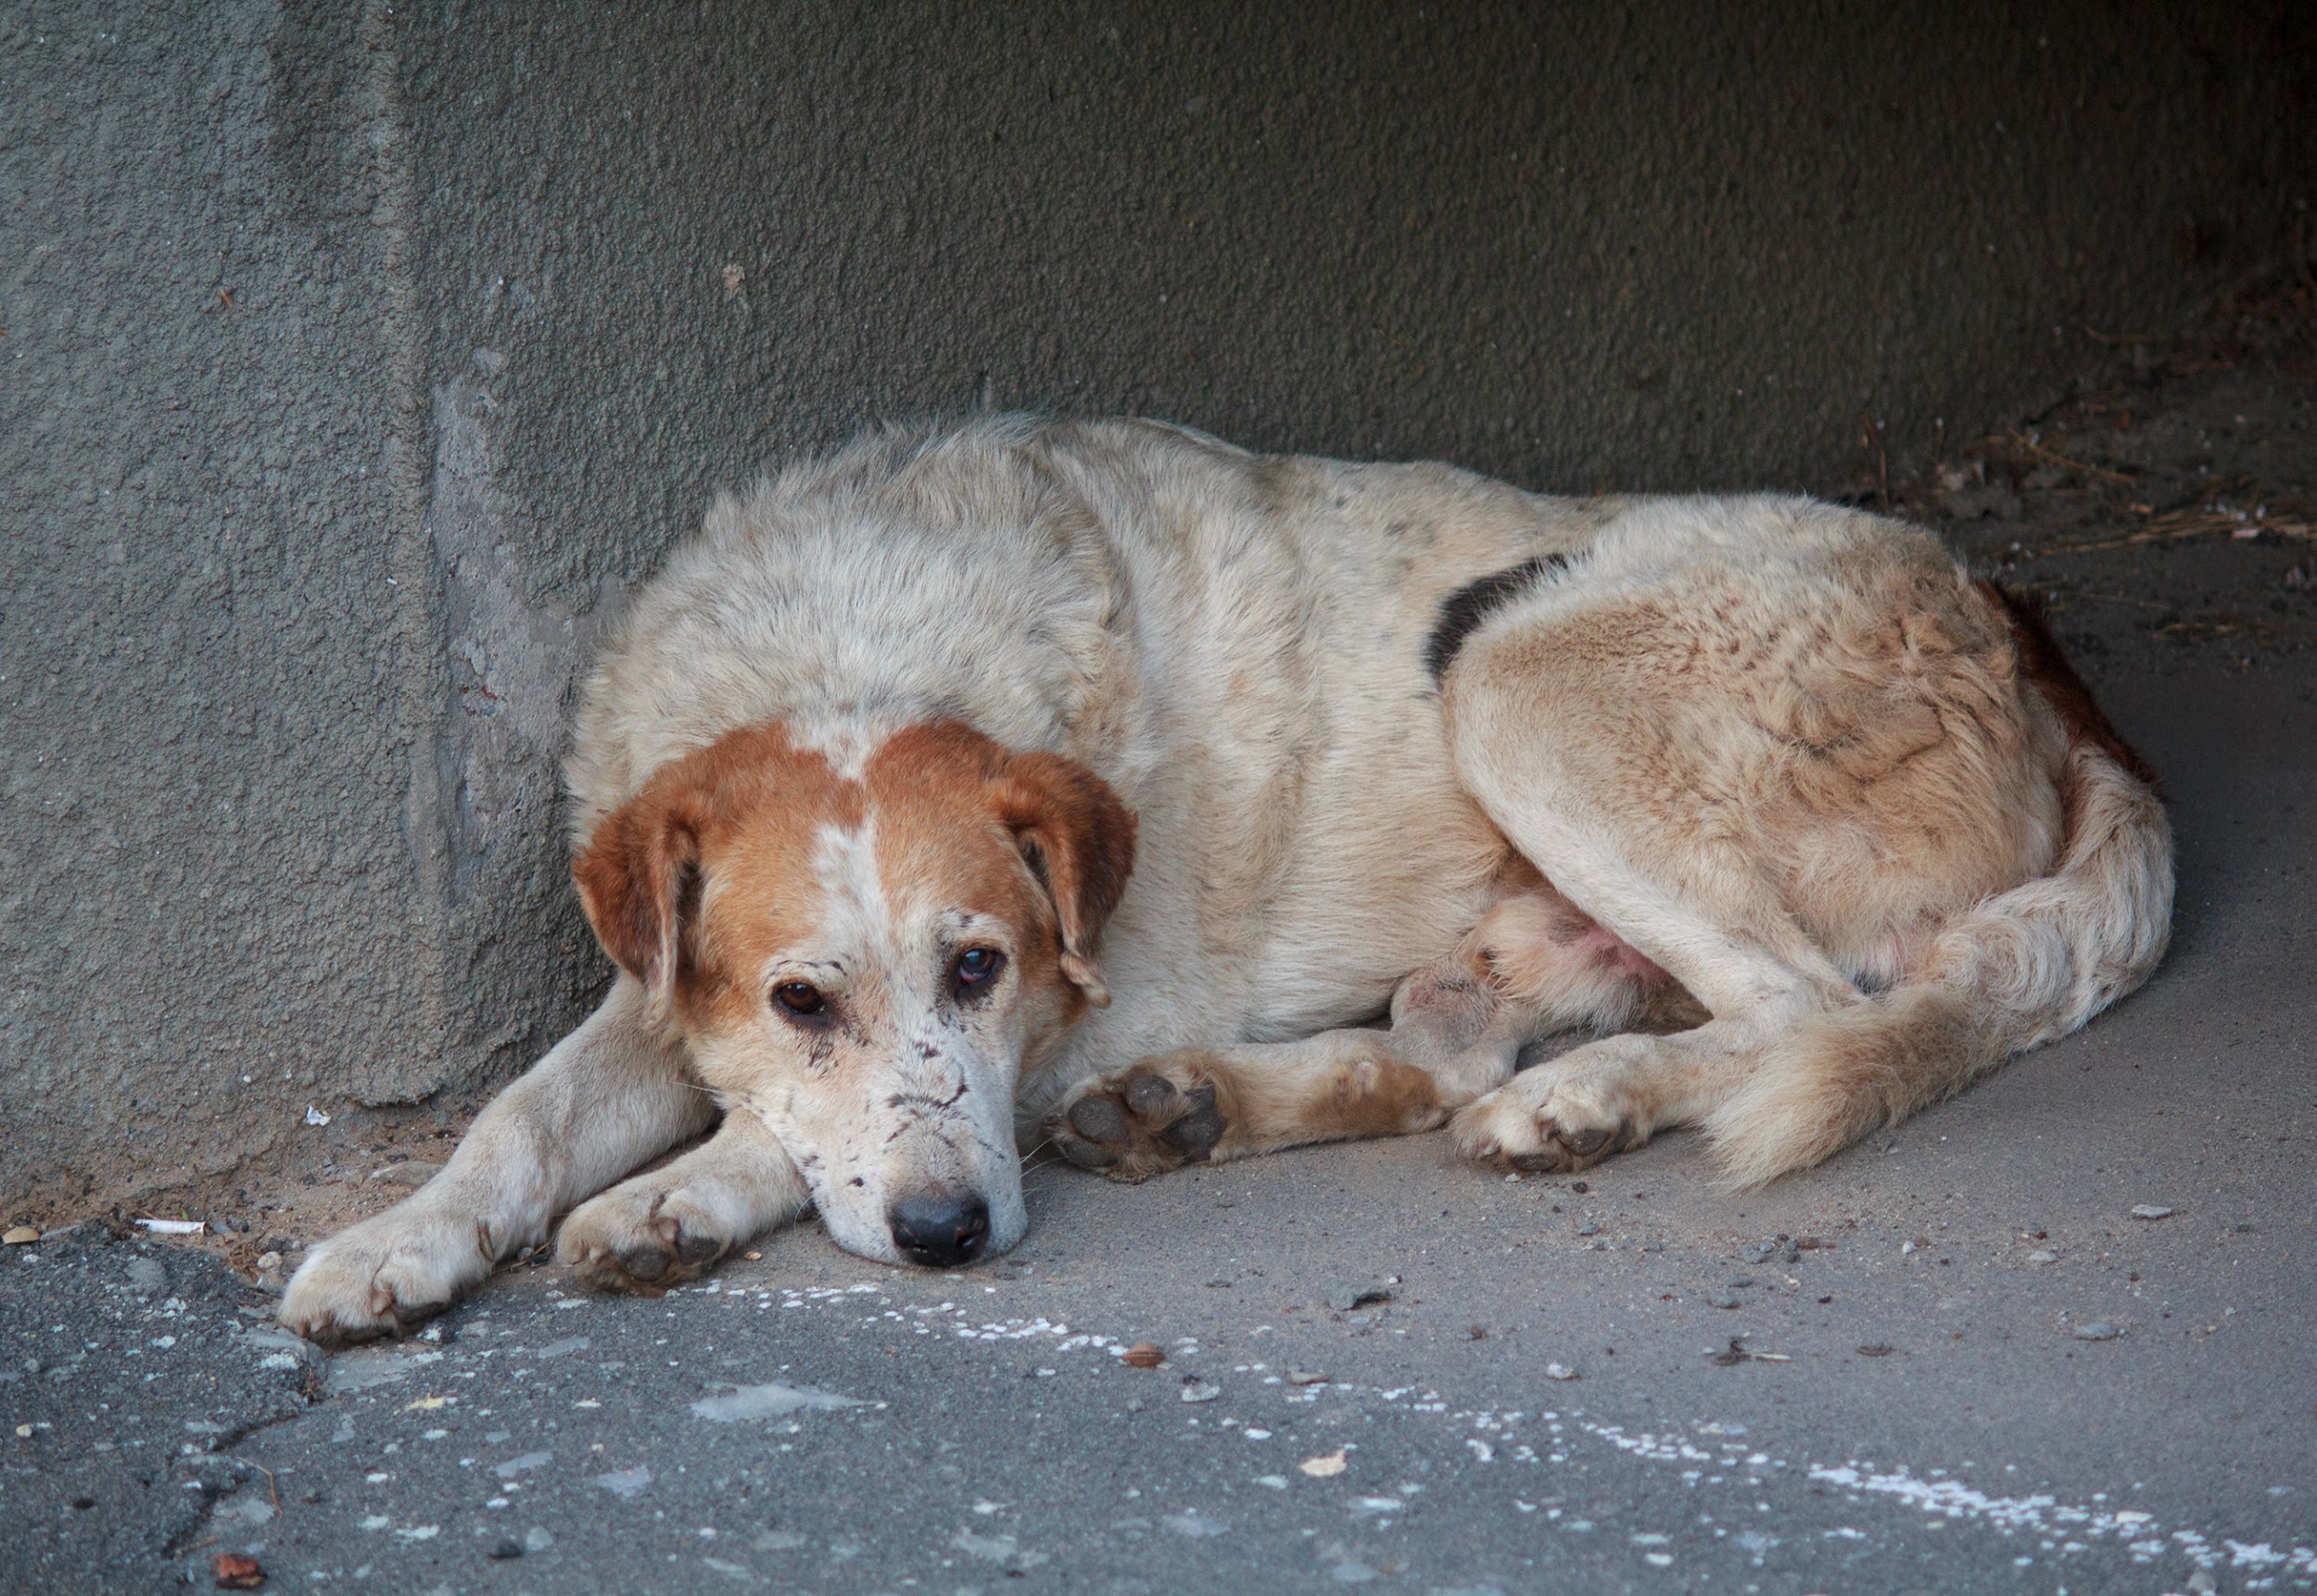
[{"xmin": 282, "ymin": 417, "xmax": 2171, "ymax": 1341}]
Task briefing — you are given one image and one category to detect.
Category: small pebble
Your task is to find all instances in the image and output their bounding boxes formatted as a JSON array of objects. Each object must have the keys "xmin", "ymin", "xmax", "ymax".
[
  {"xmin": 2027, "ymin": 1250, "xmax": 2058, "ymax": 1265},
  {"xmin": 1285, "ymin": 1369, "xmax": 1330, "ymax": 1386},
  {"xmin": 1120, "ymin": 1343, "xmax": 1166, "ymax": 1369},
  {"xmin": 2, "ymin": 1226, "xmax": 38, "ymax": 1247},
  {"xmin": 1741, "ymin": 1242, "xmax": 1775, "ymax": 1264},
  {"xmin": 1707, "ymin": 1291, "xmax": 1742, "ymax": 1310},
  {"xmin": 1727, "ymin": 1277, "xmax": 1756, "ymax": 1289},
  {"xmin": 1180, "ymin": 1379, "xmax": 1222, "ymax": 1404},
  {"xmin": 1855, "ymin": 1343, "xmax": 1894, "ymax": 1358},
  {"xmin": 1543, "ymin": 1363, "xmax": 1578, "ymax": 1381},
  {"xmin": 487, "ymin": 1540, "xmax": 524, "ymax": 1560},
  {"xmin": 2073, "ymin": 1322, "xmax": 2121, "ymax": 1342},
  {"xmin": 2129, "ymin": 1205, "xmax": 2173, "ymax": 1221},
  {"xmin": 212, "ymin": 1552, "xmax": 265, "ymax": 1590},
  {"xmin": 1568, "ymin": 1182, "xmax": 1589, "ymax": 1194},
  {"xmin": 1326, "ymin": 1285, "xmax": 1391, "ymax": 1312},
  {"xmin": 1575, "ymin": 1222, "xmax": 1600, "ymax": 1236}
]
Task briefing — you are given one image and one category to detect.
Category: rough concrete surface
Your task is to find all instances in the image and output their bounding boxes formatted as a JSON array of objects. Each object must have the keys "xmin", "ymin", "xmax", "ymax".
[{"xmin": 4, "ymin": 1, "xmax": 2314, "ymax": 1208}]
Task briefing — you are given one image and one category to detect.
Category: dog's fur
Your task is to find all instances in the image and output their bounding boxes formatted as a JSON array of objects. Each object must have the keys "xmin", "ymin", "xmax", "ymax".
[{"xmin": 282, "ymin": 417, "xmax": 2171, "ymax": 1341}]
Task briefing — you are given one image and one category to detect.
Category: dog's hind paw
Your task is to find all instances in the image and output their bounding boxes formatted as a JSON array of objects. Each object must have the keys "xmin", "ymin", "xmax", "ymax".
[
  {"xmin": 1045, "ymin": 1053, "xmax": 1232, "ymax": 1182},
  {"xmin": 1450, "ymin": 1068, "xmax": 1640, "ymax": 1175},
  {"xmin": 277, "ymin": 1203, "xmax": 494, "ymax": 1345}
]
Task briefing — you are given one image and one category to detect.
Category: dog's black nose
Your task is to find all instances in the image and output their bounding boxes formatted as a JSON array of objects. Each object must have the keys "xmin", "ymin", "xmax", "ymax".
[{"xmin": 888, "ymin": 1193, "xmax": 990, "ymax": 1267}]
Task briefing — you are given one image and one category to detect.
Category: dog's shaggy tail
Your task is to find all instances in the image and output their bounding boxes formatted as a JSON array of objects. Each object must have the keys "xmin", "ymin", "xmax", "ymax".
[{"xmin": 1705, "ymin": 736, "xmax": 2173, "ymax": 1186}]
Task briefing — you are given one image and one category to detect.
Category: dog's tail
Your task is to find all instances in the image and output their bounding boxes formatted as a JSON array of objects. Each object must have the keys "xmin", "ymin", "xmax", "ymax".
[{"xmin": 1704, "ymin": 596, "xmax": 2173, "ymax": 1186}]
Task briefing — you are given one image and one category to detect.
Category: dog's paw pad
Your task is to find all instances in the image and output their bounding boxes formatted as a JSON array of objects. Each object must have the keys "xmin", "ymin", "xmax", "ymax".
[
  {"xmin": 1065, "ymin": 1095, "xmax": 1129, "ymax": 1151},
  {"xmin": 1047, "ymin": 1058, "xmax": 1231, "ymax": 1181}
]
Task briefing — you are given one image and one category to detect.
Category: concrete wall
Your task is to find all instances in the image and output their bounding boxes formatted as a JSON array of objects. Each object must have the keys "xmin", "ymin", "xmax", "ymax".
[{"xmin": 4, "ymin": 0, "xmax": 2311, "ymax": 1210}]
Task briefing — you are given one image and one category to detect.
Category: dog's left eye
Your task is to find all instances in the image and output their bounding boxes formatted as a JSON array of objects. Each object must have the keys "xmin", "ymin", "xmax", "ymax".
[{"xmin": 950, "ymin": 946, "xmax": 1004, "ymax": 998}]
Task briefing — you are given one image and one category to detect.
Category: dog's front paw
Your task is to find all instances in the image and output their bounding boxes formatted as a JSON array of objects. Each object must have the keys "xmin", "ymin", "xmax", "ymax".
[
  {"xmin": 557, "ymin": 1184, "xmax": 734, "ymax": 1296},
  {"xmin": 1045, "ymin": 1052, "xmax": 1232, "ymax": 1182},
  {"xmin": 278, "ymin": 1203, "xmax": 494, "ymax": 1345},
  {"xmin": 1450, "ymin": 1069, "xmax": 1640, "ymax": 1175}
]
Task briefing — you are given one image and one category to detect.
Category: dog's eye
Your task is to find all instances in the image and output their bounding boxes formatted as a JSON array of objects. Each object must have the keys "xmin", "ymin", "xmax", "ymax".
[
  {"xmin": 950, "ymin": 946, "xmax": 1004, "ymax": 1000},
  {"xmin": 772, "ymin": 982, "xmax": 826, "ymax": 1018}
]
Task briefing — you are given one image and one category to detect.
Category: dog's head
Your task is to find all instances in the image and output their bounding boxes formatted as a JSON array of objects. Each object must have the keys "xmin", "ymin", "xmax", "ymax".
[{"xmin": 574, "ymin": 719, "xmax": 1134, "ymax": 1268}]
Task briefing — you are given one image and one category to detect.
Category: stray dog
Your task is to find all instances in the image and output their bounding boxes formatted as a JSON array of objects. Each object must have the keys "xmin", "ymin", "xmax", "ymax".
[{"xmin": 283, "ymin": 417, "xmax": 2171, "ymax": 1341}]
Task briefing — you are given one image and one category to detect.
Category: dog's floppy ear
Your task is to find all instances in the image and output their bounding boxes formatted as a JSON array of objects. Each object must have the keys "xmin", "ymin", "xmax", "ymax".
[
  {"xmin": 992, "ymin": 752, "xmax": 1136, "ymax": 1007},
  {"xmin": 573, "ymin": 792, "xmax": 703, "ymax": 1027}
]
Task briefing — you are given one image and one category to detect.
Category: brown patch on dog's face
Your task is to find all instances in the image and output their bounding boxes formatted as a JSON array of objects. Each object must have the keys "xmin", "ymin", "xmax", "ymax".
[{"xmin": 573, "ymin": 720, "xmax": 1134, "ymax": 1267}]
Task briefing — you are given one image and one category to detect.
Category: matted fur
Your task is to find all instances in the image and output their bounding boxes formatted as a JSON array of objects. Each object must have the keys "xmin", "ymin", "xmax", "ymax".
[{"xmin": 282, "ymin": 417, "xmax": 2171, "ymax": 1342}]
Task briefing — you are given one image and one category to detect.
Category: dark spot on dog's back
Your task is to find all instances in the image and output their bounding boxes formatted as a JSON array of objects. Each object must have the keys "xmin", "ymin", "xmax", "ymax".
[{"xmin": 1424, "ymin": 555, "xmax": 1566, "ymax": 683}]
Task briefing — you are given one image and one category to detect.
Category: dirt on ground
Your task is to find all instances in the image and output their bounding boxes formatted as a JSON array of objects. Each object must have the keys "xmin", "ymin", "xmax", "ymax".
[{"xmin": 1868, "ymin": 273, "xmax": 2317, "ymax": 681}]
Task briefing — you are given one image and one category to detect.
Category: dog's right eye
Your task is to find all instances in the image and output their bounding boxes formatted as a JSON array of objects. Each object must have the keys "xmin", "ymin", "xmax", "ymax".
[{"xmin": 772, "ymin": 982, "xmax": 826, "ymax": 1018}]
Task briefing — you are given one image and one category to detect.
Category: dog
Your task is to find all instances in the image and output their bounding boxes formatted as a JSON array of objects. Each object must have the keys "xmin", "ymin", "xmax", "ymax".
[{"xmin": 281, "ymin": 416, "xmax": 2171, "ymax": 1341}]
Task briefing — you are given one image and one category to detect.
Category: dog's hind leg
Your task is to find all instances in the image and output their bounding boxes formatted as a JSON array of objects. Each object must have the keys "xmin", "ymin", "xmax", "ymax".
[
  {"xmin": 279, "ymin": 976, "xmax": 714, "ymax": 1342},
  {"xmin": 1042, "ymin": 875, "xmax": 1704, "ymax": 1181},
  {"xmin": 557, "ymin": 1107, "xmax": 808, "ymax": 1294},
  {"xmin": 1444, "ymin": 811, "xmax": 1851, "ymax": 1176},
  {"xmin": 1434, "ymin": 519, "xmax": 2065, "ymax": 1180}
]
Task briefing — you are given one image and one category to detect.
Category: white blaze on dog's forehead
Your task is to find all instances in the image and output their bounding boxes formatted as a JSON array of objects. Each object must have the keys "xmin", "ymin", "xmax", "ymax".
[
  {"xmin": 811, "ymin": 817, "xmax": 891, "ymax": 927},
  {"xmin": 788, "ymin": 714, "xmax": 893, "ymax": 782}
]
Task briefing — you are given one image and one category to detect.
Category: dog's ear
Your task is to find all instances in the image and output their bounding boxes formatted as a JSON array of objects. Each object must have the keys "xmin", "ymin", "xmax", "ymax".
[
  {"xmin": 992, "ymin": 752, "xmax": 1136, "ymax": 1007},
  {"xmin": 573, "ymin": 792, "xmax": 704, "ymax": 1026}
]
